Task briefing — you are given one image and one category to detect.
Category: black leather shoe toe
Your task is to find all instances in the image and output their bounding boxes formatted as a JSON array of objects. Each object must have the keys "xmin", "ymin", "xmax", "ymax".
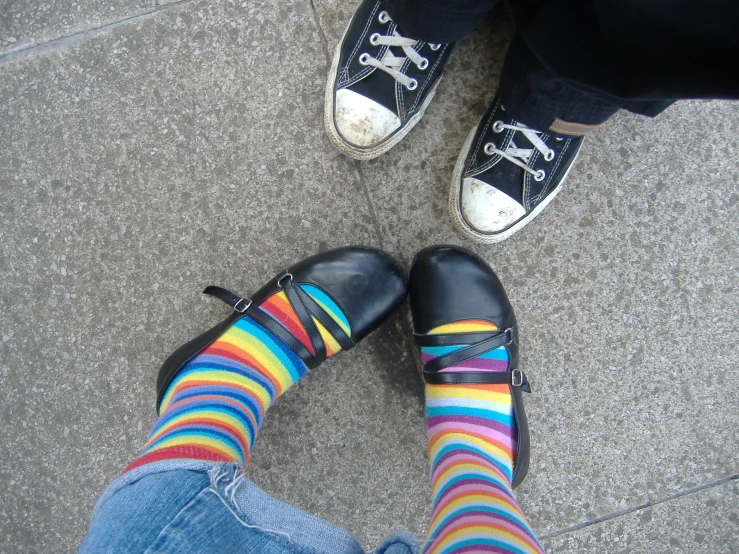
[
  {"xmin": 409, "ymin": 245, "xmax": 530, "ymax": 488},
  {"xmin": 156, "ymin": 246, "xmax": 407, "ymax": 410}
]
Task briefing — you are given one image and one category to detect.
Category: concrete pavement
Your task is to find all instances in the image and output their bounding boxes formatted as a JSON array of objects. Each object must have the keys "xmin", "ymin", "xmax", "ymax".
[{"xmin": 1, "ymin": 1, "xmax": 737, "ymax": 552}]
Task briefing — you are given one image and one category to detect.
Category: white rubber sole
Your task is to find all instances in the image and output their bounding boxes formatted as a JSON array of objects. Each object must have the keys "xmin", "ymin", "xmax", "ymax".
[
  {"xmin": 449, "ymin": 125, "xmax": 584, "ymax": 244},
  {"xmin": 323, "ymin": 41, "xmax": 442, "ymax": 161}
]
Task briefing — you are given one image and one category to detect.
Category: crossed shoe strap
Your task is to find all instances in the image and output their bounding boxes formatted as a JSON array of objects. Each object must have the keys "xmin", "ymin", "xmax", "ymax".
[
  {"xmin": 414, "ymin": 327, "xmax": 531, "ymax": 392},
  {"xmin": 202, "ymin": 275, "xmax": 355, "ymax": 369}
]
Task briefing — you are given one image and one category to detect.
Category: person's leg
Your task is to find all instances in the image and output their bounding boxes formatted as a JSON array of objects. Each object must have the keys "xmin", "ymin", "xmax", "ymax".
[
  {"xmin": 78, "ymin": 247, "xmax": 407, "ymax": 553},
  {"xmin": 421, "ymin": 379, "xmax": 542, "ymax": 554},
  {"xmin": 79, "ymin": 461, "xmax": 370, "ymax": 554},
  {"xmin": 410, "ymin": 246, "xmax": 544, "ymax": 554},
  {"xmin": 449, "ymin": 19, "xmax": 679, "ymax": 243},
  {"xmin": 324, "ymin": 0, "xmax": 499, "ymax": 159},
  {"xmin": 124, "ymin": 315, "xmax": 309, "ymax": 473},
  {"xmin": 449, "ymin": 31, "xmax": 630, "ymax": 244},
  {"xmin": 384, "ymin": 0, "xmax": 500, "ymax": 44},
  {"xmin": 498, "ymin": 34, "xmax": 622, "ymax": 134},
  {"xmin": 498, "ymin": 33, "xmax": 674, "ymax": 136}
]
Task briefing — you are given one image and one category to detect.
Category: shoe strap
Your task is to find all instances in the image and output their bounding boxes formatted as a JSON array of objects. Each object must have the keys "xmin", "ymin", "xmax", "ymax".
[
  {"xmin": 202, "ymin": 284, "xmax": 321, "ymax": 369},
  {"xmin": 203, "ymin": 279, "xmax": 354, "ymax": 367},
  {"xmin": 281, "ymin": 277, "xmax": 355, "ymax": 353},
  {"xmin": 415, "ymin": 327, "xmax": 530, "ymax": 392},
  {"xmin": 416, "ymin": 328, "xmax": 515, "ymax": 373},
  {"xmin": 414, "ymin": 330, "xmax": 503, "ymax": 347},
  {"xmin": 248, "ymin": 308, "xmax": 321, "ymax": 369},
  {"xmin": 292, "ymin": 284, "xmax": 355, "ymax": 351},
  {"xmin": 425, "ymin": 368, "xmax": 530, "ymax": 392},
  {"xmin": 280, "ymin": 277, "xmax": 328, "ymax": 364},
  {"xmin": 203, "ymin": 285, "xmax": 253, "ymax": 312}
]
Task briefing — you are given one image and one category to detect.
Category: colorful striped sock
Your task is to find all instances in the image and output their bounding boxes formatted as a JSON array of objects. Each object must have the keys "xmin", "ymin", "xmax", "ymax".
[
  {"xmin": 421, "ymin": 320, "xmax": 544, "ymax": 554},
  {"xmin": 124, "ymin": 286, "xmax": 350, "ymax": 473}
]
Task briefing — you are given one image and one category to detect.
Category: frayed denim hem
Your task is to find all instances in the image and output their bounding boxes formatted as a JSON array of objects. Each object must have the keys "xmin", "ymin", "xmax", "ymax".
[{"xmin": 375, "ymin": 531, "xmax": 421, "ymax": 554}]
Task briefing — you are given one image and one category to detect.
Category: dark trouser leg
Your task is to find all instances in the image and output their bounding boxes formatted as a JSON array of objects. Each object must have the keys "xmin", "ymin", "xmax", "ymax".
[
  {"xmin": 499, "ymin": 33, "xmax": 675, "ymax": 135},
  {"xmin": 385, "ymin": 0, "xmax": 679, "ymax": 135},
  {"xmin": 384, "ymin": 0, "xmax": 502, "ymax": 43}
]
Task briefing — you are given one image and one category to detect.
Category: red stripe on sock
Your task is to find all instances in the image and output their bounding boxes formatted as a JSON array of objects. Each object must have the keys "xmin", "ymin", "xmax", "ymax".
[{"xmin": 122, "ymin": 445, "xmax": 235, "ymax": 474}]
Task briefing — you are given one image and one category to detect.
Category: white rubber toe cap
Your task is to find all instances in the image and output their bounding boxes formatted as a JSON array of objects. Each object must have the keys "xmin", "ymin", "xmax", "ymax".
[
  {"xmin": 460, "ymin": 177, "xmax": 526, "ymax": 233},
  {"xmin": 334, "ymin": 88, "xmax": 401, "ymax": 147}
]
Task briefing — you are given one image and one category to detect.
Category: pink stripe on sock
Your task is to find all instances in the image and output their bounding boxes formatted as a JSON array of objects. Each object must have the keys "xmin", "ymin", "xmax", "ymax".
[
  {"xmin": 440, "ymin": 358, "xmax": 509, "ymax": 372},
  {"xmin": 428, "ymin": 421, "xmax": 514, "ymax": 449}
]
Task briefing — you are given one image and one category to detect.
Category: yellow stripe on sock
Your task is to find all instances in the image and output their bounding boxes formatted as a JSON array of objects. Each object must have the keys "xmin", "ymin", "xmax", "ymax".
[
  {"xmin": 221, "ymin": 329, "xmax": 295, "ymax": 392},
  {"xmin": 428, "ymin": 320, "xmax": 499, "ymax": 334},
  {"xmin": 313, "ymin": 316, "xmax": 342, "ymax": 357},
  {"xmin": 426, "ymin": 385, "xmax": 512, "ymax": 405}
]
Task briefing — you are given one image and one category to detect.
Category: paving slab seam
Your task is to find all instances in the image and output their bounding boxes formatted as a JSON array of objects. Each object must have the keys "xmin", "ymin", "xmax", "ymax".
[
  {"xmin": 538, "ymin": 473, "xmax": 739, "ymax": 540},
  {"xmin": 0, "ymin": 0, "xmax": 201, "ymax": 66},
  {"xmin": 307, "ymin": 0, "xmax": 331, "ymax": 66},
  {"xmin": 303, "ymin": 0, "xmax": 387, "ymax": 252},
  {"xmin": 304, "ymin": 0, "xmax": 388, "ymax": 253},
  {"xmin": 354, "ymin": 161, "xmax": 386, "ymax": 249}
]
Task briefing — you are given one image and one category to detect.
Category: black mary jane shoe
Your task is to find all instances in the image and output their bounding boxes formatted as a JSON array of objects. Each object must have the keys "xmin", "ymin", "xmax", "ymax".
[
  {"xmin": 409, "ymin": 245, "xmax": 531, "ymax": 488},
  {"xmin": 156, "ymin": 246, "xmax": 407, "ymax": 412}
]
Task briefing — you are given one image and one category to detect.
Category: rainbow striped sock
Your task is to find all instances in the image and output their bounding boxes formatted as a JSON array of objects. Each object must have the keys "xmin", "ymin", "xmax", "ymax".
[
  {"xmin": 421, "ymin": 320, "xmax": 544, "ymax": 554},
  {"xmin": 124, "ymin": 287, "xmax": 349, "ymax": 473}
]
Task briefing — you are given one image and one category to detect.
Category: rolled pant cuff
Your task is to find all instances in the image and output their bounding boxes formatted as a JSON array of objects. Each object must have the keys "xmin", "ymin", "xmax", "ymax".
[
  {"xmin": 83, "ymin": 459, "xmax": 423, "ymax": 554},
  {"xmin": 83, "ymin": 460, "xmax": 367, "ymax": 554},
  {"xmin": 548, "ymin": 118, "xmax": 603, "ymax": 136},
  {"xmin": 376, "ymin": 531, "xmax": 422, "ymax": 554},
  {"xmin": 498, "ymin": 34, "xmax": 620, "ymax": 131}
]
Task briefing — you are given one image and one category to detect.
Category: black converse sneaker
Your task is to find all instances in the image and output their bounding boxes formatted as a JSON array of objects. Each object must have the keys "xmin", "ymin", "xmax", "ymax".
[
  {"xmin": 449, "ymin": 95, "xmax": 584, "ymax": 243},
  {"xmin": 324, "ymin": 0, "xmax": 454, "ymax": 160}
]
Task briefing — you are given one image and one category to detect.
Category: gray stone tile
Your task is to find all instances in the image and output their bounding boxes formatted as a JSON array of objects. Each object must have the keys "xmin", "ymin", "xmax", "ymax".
[
  {"xmin": 0, "ymin": 0, "xmax": 154, "ymax": 55},
  {"xmin": 541, "ymin": 480, "xmax": 739, "ymax": 553},
  {"xmin": 0, "ymin": 0, "xmax": 399, "ymax": 551},
  {"xmin": 315, "ymin": 0, "xmax": 739, "ymax": 539},
  {"xmin": 312, "ymin": 0, "xmax": 357, "ymax": 48},
  {"xmin": 364, "ymin": 90, "xmax": 739, "ymax": 533},
  {"xmin": 510, "ymin": 99, "xmax": 739, "ymax": 535},
  {"xmin": 367, "ymin": 94, "xmax": 739, "ymax": 538}
]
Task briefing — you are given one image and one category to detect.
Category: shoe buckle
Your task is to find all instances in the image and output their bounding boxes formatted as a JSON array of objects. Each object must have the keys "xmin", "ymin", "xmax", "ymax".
[
  {"xmin": 233, "ymin": 297, "xmax": 252, "ymax": 313},
  {"xmin": 277, "ymin": 272, "xmax": 293, "ymax": 288},
  {"xmin": 511, "ymin": 369, "xmax": 524, "ymax": 387},
  {"xmin": 504, "ymin": 327, "xmax": 516, "ymax": 345}
]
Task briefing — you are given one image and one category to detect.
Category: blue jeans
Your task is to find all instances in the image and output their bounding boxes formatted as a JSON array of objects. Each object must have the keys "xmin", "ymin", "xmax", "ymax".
[{"xmin": 78, "ymin": 459, "xmax": 420, "ymax": 554}]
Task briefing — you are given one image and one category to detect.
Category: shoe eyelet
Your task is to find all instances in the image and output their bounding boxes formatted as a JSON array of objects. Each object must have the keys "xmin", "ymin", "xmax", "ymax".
[
  {"xmin": 534, "ymin": 169, "xmax": 546, "ymax": 182},
  {"xmin": 492, "ymin": 120, "xmax": 505, "ymax": 133},
  {"xmin": 378, "ymin": 11, "xmax": 391, "ymax": 24},
  {"xmin": 417, "ymin": 57, "xmax": 429, "ymax": 70},
  {"xmin": 483, "ymin": 143, "xmax": 496, "ymax": 155},
  {"xmin": 544, "ymin": 150, "xmax": 555, "ymax": 161},
  {"xmin": 369, "ymin": 33, "xmax": 380, "ymax": 46},
  {"xmin": 358, "ymin": 53, "xmax": 370, "ymax": 65},
  {"xmin": 429, "ymin": 43, "xmax": 441, "ymax": 51},
  {"xmin": 406, "ymin": 78, "xmax": 418, "ymax": 91}
]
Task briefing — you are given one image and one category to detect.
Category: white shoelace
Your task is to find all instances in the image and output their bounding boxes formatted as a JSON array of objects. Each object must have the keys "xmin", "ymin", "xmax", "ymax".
[
  {"xmin": 484, "ymin": 121, "xmax": 556, "ymax": 182},
  {"xmin": 359, "ymin": 11, "xmax": 439, "ymax": 91}
]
